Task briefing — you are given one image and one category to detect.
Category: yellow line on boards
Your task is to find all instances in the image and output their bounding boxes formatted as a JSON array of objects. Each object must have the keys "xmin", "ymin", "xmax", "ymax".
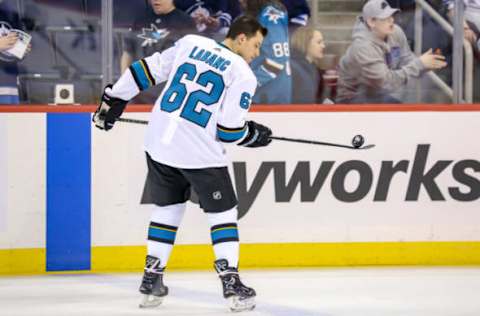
[
  {"xmin": 0, "ymin": 248, "xmax": 45, "ymax": 275},
  {"xmin": 2, "ymin": 242, "xmax": 480, "ymax": 275}
]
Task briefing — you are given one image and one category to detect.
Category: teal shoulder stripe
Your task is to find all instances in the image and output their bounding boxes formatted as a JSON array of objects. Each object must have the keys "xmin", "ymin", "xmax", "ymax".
[{"xmin": 130, "ymin": 60, "xmax": 154, "ymax": 91}]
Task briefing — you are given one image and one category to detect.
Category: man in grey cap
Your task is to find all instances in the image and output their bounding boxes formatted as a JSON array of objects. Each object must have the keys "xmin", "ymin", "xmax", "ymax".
[{"xmin": 336, "ymin": 0, "xmax": 447, "ymax": 103}]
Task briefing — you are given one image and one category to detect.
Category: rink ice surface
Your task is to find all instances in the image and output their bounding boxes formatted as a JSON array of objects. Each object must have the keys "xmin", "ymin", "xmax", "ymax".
[{"xmin": 1, "ymin": 267, "xmax": 480, "ymax": 316}]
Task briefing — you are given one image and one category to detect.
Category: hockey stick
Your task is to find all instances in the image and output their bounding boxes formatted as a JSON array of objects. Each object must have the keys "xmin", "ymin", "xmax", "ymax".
[
  {"xmin": 117, "ymin": 117, "xmax": 148, "ymax": 125},
  {"xmin": 269, "ymin": 136, "xmax": 375, "ymax": 150},
  {"xmin": 116, "ymin": 117, "xmax": 375, "ymax": 150}
]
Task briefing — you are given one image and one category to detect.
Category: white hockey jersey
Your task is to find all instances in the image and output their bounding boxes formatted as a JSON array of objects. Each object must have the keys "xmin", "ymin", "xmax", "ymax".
[{"xmin": 109, "ymin": 35, "xmax": 257, "ymax": 168}]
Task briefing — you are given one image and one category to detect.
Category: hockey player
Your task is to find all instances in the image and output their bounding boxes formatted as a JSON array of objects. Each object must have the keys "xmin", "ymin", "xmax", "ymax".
[
  {"xmin": 240, "ymin": 0, "xmax": 292, "ymax": 104},
  {"xmin": 92, "ymin": 15, "xmax": 271, "ymax": 312}
]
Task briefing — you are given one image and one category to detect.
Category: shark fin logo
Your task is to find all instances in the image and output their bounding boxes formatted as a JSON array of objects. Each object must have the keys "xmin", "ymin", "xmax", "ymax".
[
  {"xmin": 137, "ymin": 23, "xmax": 170, "ymax": 47},
  {"xmin": 263, "ymin": 7, "xmax": 285, "ymax": 24}
]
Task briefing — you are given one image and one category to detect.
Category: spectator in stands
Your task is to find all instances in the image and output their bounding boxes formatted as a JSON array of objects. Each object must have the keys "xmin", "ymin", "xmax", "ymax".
[
  {"xmin": 281, "ymin": 0, "xmax": 311, "ymax": 29},
  {"xmin": 174, "ymin": 0, "xmax": 241, "ymax": 40},
  {"xmin": 443, "ymin": 0, "xmax": 480, "ymax": 102},
  {"xmin": 240, "ymin": 0, "xmax": 292, "ymax": 104},
  {"xmin": 386, "ymin": 0, "xmax": 451, "ymax": 54},
  {"xmin": 0, "ymin": 1, "xmax": 30, "ymax": 104},
  {"xmin": 290, "ymin": 26, "xmax": 325, "ymax": 104},
  {"xmin": 120, "ymin": 0, "xmax": 195, "ymax": 73},
  {"xmin": 120, "ymin": 0, "xmax": 195, "ymax": 103},
  {"xmin": 444, "ymin": 0, "xmax": 480, "ymax": 49},
  {"xmin": 336, "ymin": 0, "xmax": 447, "ymax": 104},
  {"xmin": 385, "ymin": 0, "xmax": 453, "ymax": 102}
]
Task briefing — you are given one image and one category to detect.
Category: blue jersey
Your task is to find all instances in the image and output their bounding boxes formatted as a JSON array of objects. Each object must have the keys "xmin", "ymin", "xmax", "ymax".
[{"xmin": 251, "ymin": 4, "xmax": 291, "ymax": 104}]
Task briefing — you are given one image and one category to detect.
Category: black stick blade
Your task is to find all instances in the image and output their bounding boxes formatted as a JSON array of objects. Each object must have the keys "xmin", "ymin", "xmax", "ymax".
[{"xmin": 357, "ymin": 144, "xmax": 376, "ymax": 150}]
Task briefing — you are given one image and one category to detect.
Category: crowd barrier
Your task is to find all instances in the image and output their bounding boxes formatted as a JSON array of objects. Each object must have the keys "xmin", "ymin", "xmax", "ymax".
[{"xmin": 0, "ymin": 104, "xmax": 479, "ymax": 275}]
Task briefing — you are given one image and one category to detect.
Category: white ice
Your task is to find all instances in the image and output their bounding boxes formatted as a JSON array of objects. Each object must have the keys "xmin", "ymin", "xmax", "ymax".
[{"xmin": 1, "ymin": 267, "xmax": 480, "ymax": 316}]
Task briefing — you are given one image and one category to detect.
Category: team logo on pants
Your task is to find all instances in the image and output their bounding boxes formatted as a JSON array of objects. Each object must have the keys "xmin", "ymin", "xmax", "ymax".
[{"xmin": 212, "ymin": 191, "xmax": 222, "ymax": 200}]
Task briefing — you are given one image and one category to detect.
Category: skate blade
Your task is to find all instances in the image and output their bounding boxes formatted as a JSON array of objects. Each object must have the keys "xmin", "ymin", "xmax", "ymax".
[
  {"xmin": 139, "ymin": 294, "xmax": 164, "ymax": 308},
  {"xmin": 228, "ymin": 296, "xmax": 256, "ymax": 312}
]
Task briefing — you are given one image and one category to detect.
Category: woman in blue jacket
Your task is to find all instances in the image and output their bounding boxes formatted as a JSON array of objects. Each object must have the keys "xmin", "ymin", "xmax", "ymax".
[{"xmin": 290, "ymin": 26, "xmax": 326, "ymax": 104}]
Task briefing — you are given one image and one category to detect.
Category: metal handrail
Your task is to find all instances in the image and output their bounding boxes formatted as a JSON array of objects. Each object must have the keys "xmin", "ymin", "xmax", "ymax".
[
  {"xmin": 101, "ymin": 0, "xmax": 114, "ymax": 88},
  {"xmin": 309, "ymin": 0, "xmax": 319, "ymax": 27},
  {"xmin": 414, "ymin": 0, "xmax": 473, "ymax": 103}
]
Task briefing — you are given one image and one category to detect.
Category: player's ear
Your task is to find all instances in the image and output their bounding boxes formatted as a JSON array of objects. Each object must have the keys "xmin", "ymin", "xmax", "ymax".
[{"xmin": 236, "ymin": 33, "xmax": 247, "ymax": 45}]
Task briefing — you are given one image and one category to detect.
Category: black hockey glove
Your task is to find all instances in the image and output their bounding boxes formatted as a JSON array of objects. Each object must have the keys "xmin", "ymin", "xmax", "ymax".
[
  {"xmin": 238, "ymin": 120, "xmax": 272, "ymax": 148},
  {"xmin": 92, "ymin": 84, "xmax": 128, "ymax": 131}
]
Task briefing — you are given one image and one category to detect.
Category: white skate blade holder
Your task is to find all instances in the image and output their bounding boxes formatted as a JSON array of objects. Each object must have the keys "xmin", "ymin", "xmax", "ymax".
[
  {"xmin": 228, "ymin": 296, "xmax": 256, "ymax": 312},
  {"xmin": 139, "ymin": 294, "xmax": 164, "ymax": 308}
]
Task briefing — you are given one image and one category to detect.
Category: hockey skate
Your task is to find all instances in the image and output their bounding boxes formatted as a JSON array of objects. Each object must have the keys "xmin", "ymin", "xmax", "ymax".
[
  {"xmin": 214, "ymin": 259, "xmax": 256, "ymax": 312},
  {"xmin": 138, "ymin": 255, "xmax": 168, "ymax": 308}
]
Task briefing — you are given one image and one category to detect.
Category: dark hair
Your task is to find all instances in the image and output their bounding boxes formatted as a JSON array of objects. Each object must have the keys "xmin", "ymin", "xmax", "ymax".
[
  {"xmin": 242, "ymin": 0, "xmax": 285, "ymax": 16},
  {"xmin": 226, "ymin": 15, "xmax": 268, "ymax": 39}
]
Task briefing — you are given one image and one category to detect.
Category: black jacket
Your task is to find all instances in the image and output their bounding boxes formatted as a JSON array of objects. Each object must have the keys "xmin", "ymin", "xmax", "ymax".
[{"xmin": 290, "ymin": 49, "xmax": 322, "ymax": 104}]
